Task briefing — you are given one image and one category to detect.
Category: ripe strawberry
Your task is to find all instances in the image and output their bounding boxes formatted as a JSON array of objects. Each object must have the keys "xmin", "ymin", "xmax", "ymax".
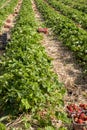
[
  {"xmin": 74, "ymin": 105, "xmax": 78, "ymax": 110},
  {"xmin": 83, "ymin": 104, "xmax": 87, "ymax": 110},
  {"xmin": 79, "ymin": 104, "xmax": 84, "ymax": 107},
  {"xmin": 80, "ymin": 113, "xmax": 86, "ymax": 120},
  {"xmin": 79, "ymin": 104, "xmax": 87, "ymax": 110},
  {"xmin": 69, "ymin": 106, "xmax": 73, "ymax": 112},
  {"xmin": 77, "ymin": 119, "xmax": 83, "ymax": 124},
  {"xmin": 77, "ymin": 109, "xmax": 82, "ymax": 114}
]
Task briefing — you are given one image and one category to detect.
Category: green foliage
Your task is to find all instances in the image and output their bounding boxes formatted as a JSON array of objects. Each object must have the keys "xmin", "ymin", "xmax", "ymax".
[
  {"xmin": 0, "ymin": 0, "xmax": 7, "ymax": 8},
  {"xmin": 47, "ymin": 0, "xmax": 87, "ymax": 29},
  {"xmin": 0, "ymin": 123, "xmax": 6, "ymax": 130},
  {"xmin": 35, "ymin": 0, "xmax": 87, "ymax": 73},
  {"xmin": 56, "ymin": 0, "xmax": 87, "ymax": 13},
  {"xmin": 55, "ymin": 111, "xmax": 71, "ymax": 124},
  {"xmin": 0, "ymin": 0, "xmax": 65, "ymax": 119},
  {"xmin": 0, "ymin": 0, "xmax": 18, "ymax": 29},
  {"xmin": 44, "ymin": 126, "xmax": 55, "ymax": 130},
  {"xmin": 58, "ymin": 127, "xmax": 67, "ymax": 130},
  {"xmin": 37, "ymin": 126, "xmax": 55, "ymax": 130},
  {"xmin": 0, "ymin": 0, "xmax": 70, "ymax": 129}
]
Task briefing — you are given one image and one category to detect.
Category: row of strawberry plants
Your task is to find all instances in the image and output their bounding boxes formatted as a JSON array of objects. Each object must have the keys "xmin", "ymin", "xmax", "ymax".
[
  {"xmin": 56, "ymin": 0, "xmax": 87, "ymax": 13},
  {"xmin": 0, "ymin": 0, "xmax": 68, "ymax": 129},
  {"xmin": 73, "ymin": 0, "xmax": 87, "ymax": 4},
  {"xmin": 56, "ymin": 0, "xmax": 87, "ymax": 5},
  {"xmin": 46, "ymin": 0, "xmax": 87, "ymax": 29},
  {"xmin": 57, "ymin": 0, "xmax": 87, "ymax": 4},
  {"xmin": 0, "ymin": 0, "xmax": 18, "ymax": 29},
  {"xmin": 35, "ymin": 0, "xmax": 87, "ymax": 73}
]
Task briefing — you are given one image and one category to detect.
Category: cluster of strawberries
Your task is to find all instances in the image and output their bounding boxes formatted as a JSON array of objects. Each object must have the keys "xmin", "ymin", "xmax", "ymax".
[
  {"xmin": 73, "ymin": 112, "xmax": 87, "ymax": 124},
  {"xmin": 67, "ymin": 104, "xmax": 82, "ymax": 115},
  {"xmin": 66, "ymin": 104, "xmax": 87, "ymax": 130},
  {"xmin": 67, "ymin": 104, "xmax": 87, "ymax": 115}
]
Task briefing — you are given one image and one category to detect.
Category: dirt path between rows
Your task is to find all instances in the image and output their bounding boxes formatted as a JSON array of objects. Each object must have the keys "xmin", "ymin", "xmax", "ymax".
[{"xmin": 32, "ymin": 0, "xmax": 87, "ymax": 104}]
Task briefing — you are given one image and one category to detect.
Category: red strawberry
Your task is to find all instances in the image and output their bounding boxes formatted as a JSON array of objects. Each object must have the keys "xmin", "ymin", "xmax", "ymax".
[
  {"xmin": 79, "ymin": 104, "xmax": 84, "ymax": 107},
  {"xmin": 77, "ymin": 109, "xmax": 82, "ymax": 113},
  {"xmin": 80, "ymin": 113, "xmax": 86, "ymax": 120},
  {"xmin": 77, "ymin": 119, "xmax": 83, "ymax": 124},
  {"xmin": 74, "ymin": 105, "xmax": 78, "ymax": 110},
  {"xmin": 79, "ymin": 104, "xmax": 87, "ymax": 110},
  {"xmin": 69, "ymin": 106, "xmax": 73, "ymax": 112}
]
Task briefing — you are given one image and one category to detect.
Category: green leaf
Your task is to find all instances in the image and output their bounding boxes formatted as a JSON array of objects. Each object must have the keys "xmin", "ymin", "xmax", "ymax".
[
  {"xmin": 45, "ymin": 126, "xmax": 55, "ymax": 130},
  {"xmin": 21, "ymin": 99, "xmax": 30, "ymax": 110}
]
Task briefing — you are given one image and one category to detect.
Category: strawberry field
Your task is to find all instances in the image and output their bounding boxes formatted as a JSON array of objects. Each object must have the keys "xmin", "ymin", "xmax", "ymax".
[
  {"xmin": 0, "ymin": 0, "xmax": 87, "ymax": 130},
  {"xmin": 35, "ymin": 0, "xmax": 87, "ymax": 73},
  {"xmin": 0, "ymin": 0, "xmax": 18, "ymax": 29}
]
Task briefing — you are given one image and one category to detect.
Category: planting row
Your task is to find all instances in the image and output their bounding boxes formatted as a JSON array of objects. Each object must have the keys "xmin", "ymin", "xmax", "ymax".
[
  {"xmin": 0, "ymin": 0, "xmax": 68, "ymax": 129},
  {"xmin": 73, "ymin": 0, "xmax": 87, "ymax": 4},
  {"xmin": 35, "ymin": 0, "xmax": 87, "ymax": 73},
  {"xmin": 0, "ymin": 0, "xmax": 22, "ymax": 50},
  {"xmin": 56, "ymin": 0, "xmax": 87, "ymax": 13},
  {"xmin": 0, "ymin": 0, "xmax": 18, "ymax": 29},
  {"xmin": 1, "ymin": 0, "xmax": 22, "ymax": 33},
  {"xmin": 56, "ymin": 0, "xmax": 87, "ymax": 5},
  {"xmin": 57, "ymin": 0, "xmax": 87, "ymax": 4},
  {"xmin": 46, "ymin": 0, "xmax": 87, "ymax": 29}
]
